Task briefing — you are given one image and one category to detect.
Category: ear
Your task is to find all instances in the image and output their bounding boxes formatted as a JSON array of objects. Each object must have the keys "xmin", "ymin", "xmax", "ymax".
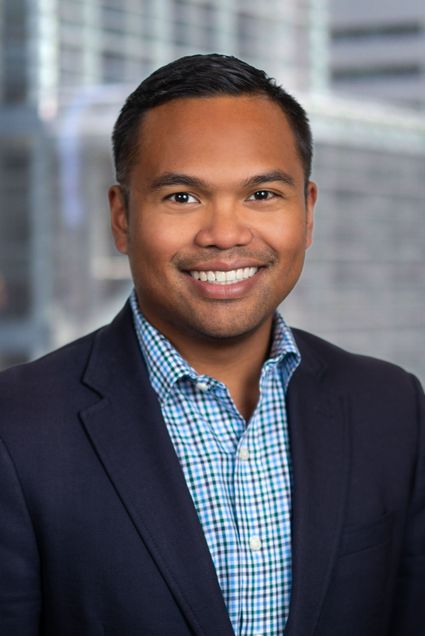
[
  {"xmin": 109, "ymin": 185, "xmax": 129, "ymax": 254},
  {"xmin": 304, "ymin": 181, "xmax": 317, "ymax": 250}
]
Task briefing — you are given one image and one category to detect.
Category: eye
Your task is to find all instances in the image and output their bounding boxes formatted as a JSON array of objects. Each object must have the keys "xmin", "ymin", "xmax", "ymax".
[
  {"xmin": 166, "ymin": 192, "xmax": 199, "ymax": 204},
  {"xmin": 247, "ymin": 190, "xmax": 277, "ymax": 201}
]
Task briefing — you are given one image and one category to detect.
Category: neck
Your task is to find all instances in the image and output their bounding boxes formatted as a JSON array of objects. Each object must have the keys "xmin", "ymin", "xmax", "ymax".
[{"xmin": 165, "ymin": 317, "xmax": 274, "ymax": 421}]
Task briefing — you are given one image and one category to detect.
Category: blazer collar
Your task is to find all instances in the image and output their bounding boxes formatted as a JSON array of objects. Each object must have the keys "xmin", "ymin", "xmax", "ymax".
[{"xmin": 81, "ymin": 302, "xmax": 235, "ymax": 636}]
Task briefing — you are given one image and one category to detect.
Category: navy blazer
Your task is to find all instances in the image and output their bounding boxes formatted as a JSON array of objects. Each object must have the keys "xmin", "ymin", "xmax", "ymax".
[{"xmin": 0, "ymin": 303, "xmax": 424, "ymax": 636}]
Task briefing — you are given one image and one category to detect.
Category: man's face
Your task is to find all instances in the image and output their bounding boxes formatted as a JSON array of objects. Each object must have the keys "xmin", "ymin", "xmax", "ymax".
[{"xmin": 110, "ymin": 95, "xmax": 316, "ymax": 345}]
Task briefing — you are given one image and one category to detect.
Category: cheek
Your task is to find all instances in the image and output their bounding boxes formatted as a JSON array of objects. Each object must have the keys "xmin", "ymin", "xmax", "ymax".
[
  {"xmin": 265, "ymin": 222, "xmax": 308, "ymax": 256},
  {"xmin": 129, "ymin": 221, "xmax": 188, "ymax": 273}
]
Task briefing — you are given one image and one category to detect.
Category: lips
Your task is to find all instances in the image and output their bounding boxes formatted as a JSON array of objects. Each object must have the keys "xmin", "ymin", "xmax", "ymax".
[{"xmin": 189, "ymin": 267, "xmax": 258, "ymax": 285}]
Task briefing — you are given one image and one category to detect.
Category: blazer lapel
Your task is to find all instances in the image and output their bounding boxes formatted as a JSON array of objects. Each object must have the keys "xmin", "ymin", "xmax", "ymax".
[
  {"xmin": 285, "ymin": 339, "xmax": 350, "ymax": 636},
  {"xmin": 80, "ymin": 304, "xmax": 234, "ymax": 636}
]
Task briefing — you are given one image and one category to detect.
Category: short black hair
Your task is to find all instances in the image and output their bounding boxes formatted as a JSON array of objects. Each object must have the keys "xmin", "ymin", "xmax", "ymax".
[{"xmin": 112, "ymin": 53, "xmax": 313, "ymax": 187}]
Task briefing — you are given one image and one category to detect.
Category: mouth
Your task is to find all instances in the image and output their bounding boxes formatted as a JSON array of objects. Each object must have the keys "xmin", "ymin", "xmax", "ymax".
[{"xmin": 188, "ymin": 267, "xmax": 259, "ymax": 285}]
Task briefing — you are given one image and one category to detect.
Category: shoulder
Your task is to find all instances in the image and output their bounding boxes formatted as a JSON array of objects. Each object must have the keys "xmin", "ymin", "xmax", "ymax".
[
  {"xmin": 0, "ymin": 329, "xmax": 98, "ymax": 390},
  {"xmin": 0, "ymin": 302, "xmax": 143, "ymax": 439},
  {"xmin": 0, "ymin": 302, "xmax": 135, "ymax": 402},
  {"xmin": 291, "ymin": 327, "xmax": 422, "ymax": 399},
  {"xmin": 0, "ymin": 329, "xmax": 101, "ymax": 434},
  {"xmin": 290, "ymin": 329, "xmax": 424, "ymax": 465}
]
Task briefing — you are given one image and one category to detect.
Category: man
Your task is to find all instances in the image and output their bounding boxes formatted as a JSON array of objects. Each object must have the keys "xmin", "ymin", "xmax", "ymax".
[{"xmin": 0, "ymin": 54, "xmax": 424, "ymax": 636}]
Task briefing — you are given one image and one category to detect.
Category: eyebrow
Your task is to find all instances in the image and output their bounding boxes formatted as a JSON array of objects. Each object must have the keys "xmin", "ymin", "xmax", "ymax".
[
  {"xmin": 150, "ymin": 173, "xmax": 207, "ymax": 190},
  {"xmin": 149, "ymin": 170, "xmax": 296, "ymax": 191},
  {"xmin": 243, "ymin": 170, "xmax": 295, "ymax": 188}
]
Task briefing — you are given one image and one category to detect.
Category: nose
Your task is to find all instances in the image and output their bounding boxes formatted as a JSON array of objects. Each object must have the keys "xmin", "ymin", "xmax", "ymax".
[{"xmin": 194, "ymin": 202, "xmax": 253, "ymax": 249}]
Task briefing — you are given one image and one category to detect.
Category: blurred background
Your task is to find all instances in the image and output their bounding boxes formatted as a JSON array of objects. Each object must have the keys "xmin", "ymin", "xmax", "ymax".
[{"xmin": 0, "ymin": 0, "xmax": 424, "ymax": 382}]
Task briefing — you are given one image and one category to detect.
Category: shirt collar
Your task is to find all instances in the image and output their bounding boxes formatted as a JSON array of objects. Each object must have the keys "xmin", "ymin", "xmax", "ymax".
[{"xmin": 130, "ymin": 289, "xmax": 301, "ymax": 403}]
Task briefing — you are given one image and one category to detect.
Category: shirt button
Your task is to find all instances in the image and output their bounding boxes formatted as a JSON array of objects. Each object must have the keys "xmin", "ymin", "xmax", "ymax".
[
  {"xmin": 250, "ymin": 535, "xmax": 262, "ymax": 551},
  {"xmin": 239, "ymin": 446, "xmax": 250, "ymax": 461},
  {"xmin": 196, "ymin": 381, "xmax": 208, "ymax": 392}
]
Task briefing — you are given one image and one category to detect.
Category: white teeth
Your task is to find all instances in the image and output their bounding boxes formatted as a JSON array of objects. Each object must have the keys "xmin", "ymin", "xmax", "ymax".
[{"xmin": 189, "ymin": 267, "xmax": 259, "ymax": 285}]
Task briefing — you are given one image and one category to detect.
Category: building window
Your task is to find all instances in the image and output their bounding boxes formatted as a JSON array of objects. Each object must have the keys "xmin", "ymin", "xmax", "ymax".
[
  {"xmin": 332, "ymin": 22, "xmax": 422, "ymax": 43},
  {"xmin": 101, "ymin": 51, "xmax": 126, "ymax": 83},
  {"xmin": 0, "ymin": 142, "xmax": 31, "ymax": 319},
  {"xmin": 172, "ymin": 0, "xmax": 216, "ymax": 50},
  {"xmin": 332, "ymin": 65, "xmax": 421, "ymax": 83},
  {"xmin": 101, "ymin": 6, "xmax": 127, "ymax": 34},
  {"xmin": 1, "ymin": 0, "xmax": 27, "ymax": 103}
]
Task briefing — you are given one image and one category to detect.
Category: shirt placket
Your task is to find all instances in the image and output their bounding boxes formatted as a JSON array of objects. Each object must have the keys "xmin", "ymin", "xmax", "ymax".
[
  {"xmin": 189, "ymin": 380, "xmax": 245, "ymax": 631},
  {"xmin": 233, "ymin": 405, "xmax": 267, "ymax": 636}
]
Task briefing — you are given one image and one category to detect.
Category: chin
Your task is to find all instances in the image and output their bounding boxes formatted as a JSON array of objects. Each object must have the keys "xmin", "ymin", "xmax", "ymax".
[{"xmin": 186, "ymin": 313, "xmax": 272, "ymax": 342}]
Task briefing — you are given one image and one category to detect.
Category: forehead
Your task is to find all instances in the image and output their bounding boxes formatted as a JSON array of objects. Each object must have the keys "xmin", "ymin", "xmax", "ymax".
[{"xmin": 132, "ymin": 95, "xmax": 303, "ymax": 183}]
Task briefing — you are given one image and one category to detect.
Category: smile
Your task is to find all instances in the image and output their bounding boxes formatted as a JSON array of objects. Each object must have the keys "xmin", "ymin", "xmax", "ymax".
[{"xmin": 189, "ymin": 267, "xmax": 259, "ymax": 285}]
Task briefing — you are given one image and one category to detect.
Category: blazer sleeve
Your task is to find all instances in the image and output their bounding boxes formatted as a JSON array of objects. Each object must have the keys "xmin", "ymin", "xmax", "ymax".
[
  {"xmin": 390, "ymin": 374, "xmax": 425, "ymax": 635},
  {"xmin": 0, "ymin": 437, "xmax": 41, "ymax": 635}
]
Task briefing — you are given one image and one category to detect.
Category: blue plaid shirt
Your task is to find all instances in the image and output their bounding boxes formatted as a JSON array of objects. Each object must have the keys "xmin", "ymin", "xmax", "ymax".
[{"xmin": 130, "ymin": 291, "xmax": 301, "ymax": 636}]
